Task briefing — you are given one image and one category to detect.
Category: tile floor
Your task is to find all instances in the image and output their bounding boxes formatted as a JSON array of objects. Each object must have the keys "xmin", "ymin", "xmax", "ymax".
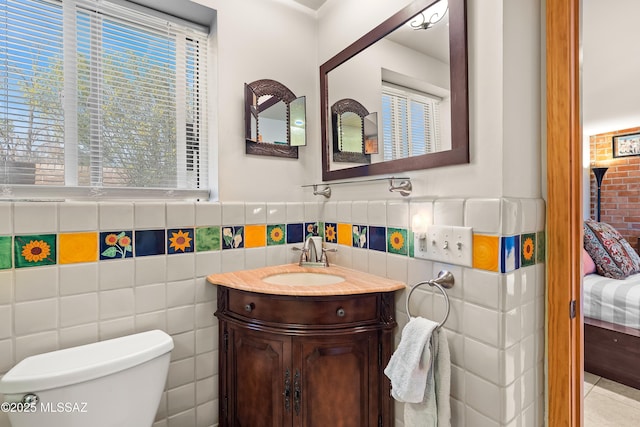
[{"xmin": 584, "ymin": 372, "xmax": 640, "ymax": 426}]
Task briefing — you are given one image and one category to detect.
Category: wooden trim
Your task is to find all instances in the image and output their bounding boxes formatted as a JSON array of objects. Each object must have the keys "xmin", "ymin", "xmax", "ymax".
[{"xmin": 546, "ymin": 0, "xmax": 583, "ymax": 426}]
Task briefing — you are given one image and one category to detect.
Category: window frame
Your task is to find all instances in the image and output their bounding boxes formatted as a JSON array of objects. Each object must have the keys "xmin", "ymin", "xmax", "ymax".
[{"xmin": 0, "ymin": 0, "xmax": 211, "ymax": 200}]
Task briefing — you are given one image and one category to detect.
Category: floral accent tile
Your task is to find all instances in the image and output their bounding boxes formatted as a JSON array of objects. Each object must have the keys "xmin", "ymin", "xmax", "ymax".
[
  {"xmin": 135, "ymin": 230, "xmax": 166, "ymax": 257},
  {"xmin": 536, "ymin": 231, "xmax": 545, "ymax": 264},
  {"xmin": 324, "ymin": 222, "xmax": 337, "ymax": 244},
  {"xmin": 520, "ymin": 233, "xmax": 536, "ymax": 267},
  {"xmin": 59, "ymin": 232, "xmax": 98, "ymax": 264},
  {"xmin": 222, "ymin": 226, "xmax": 244, "ymax": 250},
  {"xmin": 100, "ymin": 231, "xmax": 133, "ymax": 260},
  {"xmin": 352, "ymin": 225, "xmax": 368, "ymax": 249},
  {"xmin": 286, "ymin": 223, "xmax": 304, "ymax": 244},
  {"xmin": 305, "ymin": 222, "xmax": 321, "ymax": 239},
  {"xmin": 168, "ymin": 228, "xmax": 194, "ymax": 254},
  {"xmin": 472, "ymin": 234, "xmax": 499, "ymax": 272},
  {"xmin": 337, "ymin": 223, "xmax": 352, "ymax": 246},
  {"xmin": 195, "ymin": 226, "xmax": 220, "ymax": 252},
  {"xmin": 245, "ymin": 225, "xmax": 266, "ymax": 248},
  {"xmin": 501, "ymin": 235, "xmax": 520, "ymax": 273},
  {"xmin": 369, "ymin": 226, "xmax": 387, "ymax": 252},
  {"xmin": 14, "ymin": 234, "xmax": 56, "ymax": 268},
  {"xmin": 0, "ymin": 236, "xmax": 12, "ymax": 270},
  {"xmin": 387, "ymin": 228, "xmax": 408, "ymax": 255},
  {"xmin": 267, "ymin": 225, "xmax": 286, "ymax": 246}
]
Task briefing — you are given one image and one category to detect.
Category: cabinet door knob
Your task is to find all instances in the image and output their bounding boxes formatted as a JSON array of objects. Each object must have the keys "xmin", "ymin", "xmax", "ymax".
[
  {"xmin": 336, "ymin": 307, "xmax": 345, "ymax": 317},
  {"xmin": 244, "ymin": 303, "xmax": 255, "ymax": 313}
]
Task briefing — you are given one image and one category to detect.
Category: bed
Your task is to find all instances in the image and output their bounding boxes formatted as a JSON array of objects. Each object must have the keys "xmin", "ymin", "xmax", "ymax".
[{"xmin": 583, "ymin": 273, "xmax": 640, "ymax": 389}]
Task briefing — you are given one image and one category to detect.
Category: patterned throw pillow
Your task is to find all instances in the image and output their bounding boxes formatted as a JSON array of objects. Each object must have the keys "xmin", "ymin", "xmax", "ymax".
[{"xmin": 583, "ymin": 220, "xmax": 640, "ymax": 279}]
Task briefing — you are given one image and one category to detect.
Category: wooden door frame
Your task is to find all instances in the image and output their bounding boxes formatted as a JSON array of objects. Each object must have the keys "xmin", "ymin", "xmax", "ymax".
[{"xmin": 546, "ymin": 0, "xmax": 583, "ymax": 426}]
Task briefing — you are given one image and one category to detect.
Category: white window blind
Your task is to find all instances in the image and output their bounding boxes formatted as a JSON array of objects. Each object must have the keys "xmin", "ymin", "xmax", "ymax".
[
  {"xmin": 0, "ymin": 0, "xmax": 209, "ymax": 197},
  {"xmin": 381, "ymin": 83, "xmax": 441, "ymax": 161}
]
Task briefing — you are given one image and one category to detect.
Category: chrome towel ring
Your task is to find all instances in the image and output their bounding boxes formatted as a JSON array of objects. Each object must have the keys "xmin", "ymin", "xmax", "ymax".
[{"xmin": 405, "ymin": 270, "xmax": 455, "ymax": 329}]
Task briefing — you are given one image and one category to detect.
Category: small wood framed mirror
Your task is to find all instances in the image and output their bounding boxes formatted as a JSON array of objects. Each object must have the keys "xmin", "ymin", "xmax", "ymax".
[{"xmin": 245, "ymin": 79, "xmax": 306, "ymax": 159}]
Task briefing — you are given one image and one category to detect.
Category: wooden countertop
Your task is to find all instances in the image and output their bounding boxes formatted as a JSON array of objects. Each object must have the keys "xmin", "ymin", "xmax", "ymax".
[{"xmin": 206, "ymin": 263, "xmax": 406, "ymax": 296}]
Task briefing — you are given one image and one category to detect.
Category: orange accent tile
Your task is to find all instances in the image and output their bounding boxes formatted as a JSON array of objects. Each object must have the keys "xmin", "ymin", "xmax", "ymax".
[
  {"xmin": 472, "ymin": 234, "xmax": 499, "ymax": 272},
  {"xmin": 244, "ymin": 225, "xmax": 266, "ymax": 248},
  {"xmin": 59, "ymin": 232, "xmax": 98, "ymax": 264},
  {"xmin": 337, "ymin": 223, "xmax": 352, "ymax": 246}
]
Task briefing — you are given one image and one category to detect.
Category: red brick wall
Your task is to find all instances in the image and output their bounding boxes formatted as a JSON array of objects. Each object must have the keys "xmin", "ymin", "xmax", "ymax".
[{"xmin": 590, "ymin": 126, "xmax": 640, "ymax": 250}]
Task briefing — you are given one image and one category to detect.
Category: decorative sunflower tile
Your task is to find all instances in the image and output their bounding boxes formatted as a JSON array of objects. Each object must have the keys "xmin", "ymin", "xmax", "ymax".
[
  {"xmin": 222, "ymin": 226, "xmax": 244, "ymax": 250},
  {"xmin": 520, "ymin": 233, "xmax": 536, "ymax": 267},
  {"xmin": 195, "ymin": 226, "xmax": 220, "ymax": 252},
  {"xmin": 59, "ymin": 232, "xmax": 98, "ymax": 264},
  {"xmin": 135, "ymin": 230, "xmax": 166, "ymax": 257},
  {"xmin": 14, "ymin": 234, "xmax": 57, "ymax": 268},
  {"xmin": 500, "ymin": 235, "xmax": 520, "ymax": 273},
  {"xmin": 387, "ymin": 228, "xmax": 408, "ymax": 255},
  {"xmin": 324, "ymin": 222, "xmax": 337, "ymax": 244},
  {"xmin": 0, "ymin": 236, "xmax": 12, "ymax": 270},
  {"xmin": 352, "ymin": 225, "xmax": 368, "ymax": 249},
  {"xmin": 167, "ymin": 228, "xmax": 194, "ymax": 254},
  {"xmin": 100, "ymin": 231, "xmax": 133, "ymax": 260},
  {"xmin": 267, "ymin": 224, "xmax": 286, "ymax": 246},
  {"xmin": 286, "ymin": 223, "xmax": 304, "ymax": 244},
  {"xmin": 369, "ymin": 226, "xmax": 387, "ymax": 252}
]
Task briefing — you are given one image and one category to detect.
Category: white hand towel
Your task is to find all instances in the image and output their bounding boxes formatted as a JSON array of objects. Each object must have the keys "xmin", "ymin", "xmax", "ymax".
[
  {"xmin": 383, "ymin": 316, "xmax": 439, "ymax": 403},
  {"xmin": 404, "ymin": 327, "xmax": 451, "ymax": 427}
]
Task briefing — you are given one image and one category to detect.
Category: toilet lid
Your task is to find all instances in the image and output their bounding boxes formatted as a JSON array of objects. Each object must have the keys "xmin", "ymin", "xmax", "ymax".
[{"xmin": 0, "ymin": 330, "xmax": 173, "ymax": 394}]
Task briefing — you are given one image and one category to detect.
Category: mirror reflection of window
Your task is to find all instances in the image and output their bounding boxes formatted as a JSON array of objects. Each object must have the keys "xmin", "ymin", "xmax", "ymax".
[{"xmin": 381, "ymin": 83, "xmax": 443, "ymax": 161}]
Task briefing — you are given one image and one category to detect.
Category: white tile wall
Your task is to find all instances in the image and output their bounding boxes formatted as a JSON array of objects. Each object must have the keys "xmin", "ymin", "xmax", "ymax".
[
  {"xmin": 167, "ymin": 202, "xmax": 196, "ymax": 228},
  {"xmin": 0, "ymin": 204, "xmax": 12, "ymax": 235},
  {"xmin": 0, "ymin": 201, "xmax": 222, "ymax": 427},
  {"xmin": 99, "ymin": 202, "xmax": 134, "ymax": 230},
  {"xmin": 0, "ymin": 198, "xmax": 544, "ymax": 427},
  {"xmin": 324, "ymin": 198, "xmax": 545, "ymax": 427},
  {"xmin": 59, "ymin": 202, "xmax": 99, "ymax": 232},
  {"xmin": 244, "ymin": 202, "xmax": 266, "ymax": 225}
]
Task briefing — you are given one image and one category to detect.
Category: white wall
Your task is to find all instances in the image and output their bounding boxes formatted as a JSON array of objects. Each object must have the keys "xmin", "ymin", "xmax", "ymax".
[
  {"xmin": 197, "ymin": 0, "xmax": 319, "ymax": 202},
  {"xmin": 582, "ymin": 0, "xmax": 640, "ymax": 216}
]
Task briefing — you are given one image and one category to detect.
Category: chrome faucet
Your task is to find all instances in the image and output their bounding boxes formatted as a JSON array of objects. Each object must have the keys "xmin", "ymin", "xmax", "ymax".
[
  {"xmin": 304, "ymin": 236, "xmax": 319, "ymax": 264},
  {"xmin": 293, "ymin": 235, "xmax": 337, "ymax": 267}
]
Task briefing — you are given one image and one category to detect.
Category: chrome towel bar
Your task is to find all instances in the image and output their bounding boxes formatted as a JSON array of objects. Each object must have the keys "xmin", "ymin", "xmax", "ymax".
[{"xmin": 405, "ymin": 270, "xmax": 455, "ymax": 329}]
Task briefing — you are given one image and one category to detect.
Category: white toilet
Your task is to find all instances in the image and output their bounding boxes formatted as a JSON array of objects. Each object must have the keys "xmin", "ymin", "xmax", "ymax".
[{"xmin": 0, "ymin": 329, "xmax": 173, "ymax": 427}]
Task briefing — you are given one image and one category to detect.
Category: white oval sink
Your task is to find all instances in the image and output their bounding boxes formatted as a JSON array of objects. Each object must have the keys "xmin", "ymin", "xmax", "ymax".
[{"xmin": 262, "ymin": 272, "xmax": 345, "ymax": 286}]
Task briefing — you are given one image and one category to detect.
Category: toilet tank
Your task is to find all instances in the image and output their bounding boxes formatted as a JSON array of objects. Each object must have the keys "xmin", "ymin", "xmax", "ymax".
[{"xmin": 0, "ymin": 330, "xmax": 173, "ymax": 427}]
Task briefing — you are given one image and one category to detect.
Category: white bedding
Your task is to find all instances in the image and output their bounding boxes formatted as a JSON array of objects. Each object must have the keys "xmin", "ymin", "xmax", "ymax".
[{"xmin": 584, "ymin": 273, "xmax": 640, "ymax": 329}]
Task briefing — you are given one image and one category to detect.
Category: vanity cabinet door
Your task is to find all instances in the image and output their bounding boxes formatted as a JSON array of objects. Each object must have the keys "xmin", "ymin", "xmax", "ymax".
[
  {"xmin": 225, "ymin": 324, "xmax": 292, "ymax": 427},
  {"xmin": 293, "ymin": 332, "xmax": 379, "ymax": 427}
]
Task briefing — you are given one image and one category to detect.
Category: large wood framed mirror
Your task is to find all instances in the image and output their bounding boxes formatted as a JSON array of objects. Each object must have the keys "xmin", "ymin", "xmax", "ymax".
[{"xmin": 320, "ymin": 0, "xmax": 469, "ymax": 181}]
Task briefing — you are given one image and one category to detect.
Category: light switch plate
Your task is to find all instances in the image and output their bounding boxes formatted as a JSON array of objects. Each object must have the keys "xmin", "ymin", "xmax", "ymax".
[{"xmin": 414, "ymin": 225, "xmax": 473, "ymax": 267}]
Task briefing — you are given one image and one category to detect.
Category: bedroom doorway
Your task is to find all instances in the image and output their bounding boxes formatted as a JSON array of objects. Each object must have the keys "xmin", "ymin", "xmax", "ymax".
[
  {"xmin": 545, "ymin": 0, "xmax": 640, "ymax": 424},
  {"xmin": 546, "ymin": 0, "xmax": 583, "ymax": 426}
]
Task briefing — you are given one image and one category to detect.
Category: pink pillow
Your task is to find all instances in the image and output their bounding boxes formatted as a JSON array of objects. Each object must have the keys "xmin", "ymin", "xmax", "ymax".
[{"xmin": 582, "ymin": 247, "xmax": 596, "ymax": 276}]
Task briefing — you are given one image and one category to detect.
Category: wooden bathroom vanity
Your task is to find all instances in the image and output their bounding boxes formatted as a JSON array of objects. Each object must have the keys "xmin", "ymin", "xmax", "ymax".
[{"xmin": 208, "ymin": 264, "xmax": 405, "ymax": 427}]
